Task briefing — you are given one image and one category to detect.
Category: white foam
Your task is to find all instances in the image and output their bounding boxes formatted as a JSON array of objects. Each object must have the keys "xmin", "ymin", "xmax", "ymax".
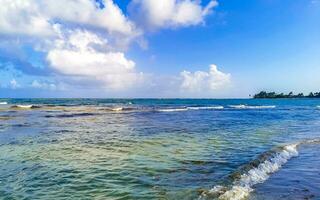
[
  {"xmin": 208, "ymin": 144, "xmax": 298, "ymax": 200},
  {"xmin": 229, "ymin": 105, "xmax": 246, "ymax": 109},
  {"xmin": 111, "ymin": 107, "xmax": 123, "ymax": 111},
  {"xmin": 229, "ymin": 105, "xmax": 276, "ymax": 109},
  {"xmin": 158, "ymin": 106, "xmax": 224, "ymax": 112},
  {"xmin": 187, "ymin": 106, "xmax": 224, "ymax": 110},
  {"xmin": 158, "ymin": 108, "xmax": 189, "ymax": 112},
  {"xmin": 0, "ymin": 102, "xmax": 8, "ymax": 105},
  {"xmin": 15, "ymin": 105, "xmax": 33, "ymax": 109},
  {"xmin": 218, "ymin": 186, "xmax": 252, "ymax": 200},
  {"xmin": 303, "ymin": 138, "xmax": 320, "ymax": 144}
]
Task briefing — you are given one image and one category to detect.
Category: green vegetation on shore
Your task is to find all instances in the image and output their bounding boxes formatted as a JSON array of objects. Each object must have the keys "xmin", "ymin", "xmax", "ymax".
[{"xmin": 253, "ymin": 91, "xmax": 320, "ymax": 99}]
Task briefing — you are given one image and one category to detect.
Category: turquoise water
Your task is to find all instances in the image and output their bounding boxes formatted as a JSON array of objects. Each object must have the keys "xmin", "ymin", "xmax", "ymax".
[{"xmin": 0, "ymin": 99, "xmax": 319, "ymax": 200}]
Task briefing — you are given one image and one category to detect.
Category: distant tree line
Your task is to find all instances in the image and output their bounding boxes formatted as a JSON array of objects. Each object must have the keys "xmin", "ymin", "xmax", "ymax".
[{"xmin": 253, "ymin": 91, "xmax": 320, "ymax": 99}]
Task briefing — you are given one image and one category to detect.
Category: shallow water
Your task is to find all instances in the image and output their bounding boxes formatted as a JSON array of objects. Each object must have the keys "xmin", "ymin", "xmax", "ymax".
[{"xmin": 0, "ymin": 99, "xmax": 319, "ymax": 200}]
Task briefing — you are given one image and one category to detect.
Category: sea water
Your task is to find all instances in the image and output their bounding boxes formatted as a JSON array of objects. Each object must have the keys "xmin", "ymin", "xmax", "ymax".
[{"xmin": 0, "ymin": 98, "xmax": 319, "ymax": 200}]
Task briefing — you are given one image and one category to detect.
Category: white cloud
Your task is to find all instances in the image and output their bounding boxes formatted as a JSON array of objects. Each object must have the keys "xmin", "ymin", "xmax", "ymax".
[
  {"xmin": 0, "ymin": 0, "xmax": 144, "ymax": 91},
  {"xmin": 0, "ymin": 0, "xmax": 221, "ymax": 96},
  {"xmin": 0, "ymin": 0, "xmax": 53, "ymax": 37},
  {"xmin": 47, "ymin": 28, "xmax": 144, "ymax": 90},
  {"xmin": 40, "ymin": 0, "xmax": 136, "ymax": 35},
  {"xmin": 10, "ymin": 79, "xmax": 20, "ymax": 89},
  {"xmin": 31, "ymin": 80, "xmax": 60, "ymax": 90},
  {"xmin": 180, "ymin": 64, "xmax": 231, "ymax": 93},
  {"xmin": 129, "ymin": 0, "xmax": 218, "ymax": 29},
  {"xmin": 0, "ymin": 0, "xmax": 138, "ymax": 37}
]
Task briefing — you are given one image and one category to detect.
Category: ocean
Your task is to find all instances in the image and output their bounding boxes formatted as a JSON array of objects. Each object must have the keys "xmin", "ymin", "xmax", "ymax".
[{"xmin": 0, "ymin": 98, "xmax": 319, "ymax": 200}]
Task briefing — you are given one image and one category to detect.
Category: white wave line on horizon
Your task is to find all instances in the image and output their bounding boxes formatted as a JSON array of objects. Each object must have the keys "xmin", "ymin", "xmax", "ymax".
[
  {"xmin": 158, "ymin": 106, "xmax": 224, "ymax": 112},
  {"xmin": 229, "ymin": 105, "xmax": 276, "ymax": 109}
]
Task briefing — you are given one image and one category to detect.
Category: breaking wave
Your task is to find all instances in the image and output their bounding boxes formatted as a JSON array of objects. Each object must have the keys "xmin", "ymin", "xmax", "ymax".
[
  {"xmin": 158, "ymin": 106, "xmax": 224, "ymax": 112},
  {"xmin": 11, "ymin": 105, "xmax": 40, "ymax": 109},
  {"xmin": 229, "ymin": 105, "xmax": 276, "ymax": 109},
  {"xmin": 158, "ymin": 108, "xmax": 189, "ymax": 112},
  {"xmin": 0, "ymin": 102, "xmax": 8, "ymax": 105},
  {"xmin": 100, "ymin": 107, "xmax": 135, "ymax": 112},
  {"xmin": 109, "ymin": 107, "xmax": 123, "ymax": 112},
  {"xmin": 187, "ymin": 106, "xmax": 224, "ymax": 110},
  {"xmin": 200, "ymin": 139, "xmax": 320, "ymax": 200}
]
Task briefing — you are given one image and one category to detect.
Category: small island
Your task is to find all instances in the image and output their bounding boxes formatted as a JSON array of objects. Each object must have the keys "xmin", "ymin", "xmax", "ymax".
[{"xmin": 253, "ymin": 91, "xmax": 320, "ymax": 99}]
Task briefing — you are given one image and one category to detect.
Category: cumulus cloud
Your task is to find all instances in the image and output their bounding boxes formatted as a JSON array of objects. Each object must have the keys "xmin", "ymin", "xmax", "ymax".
[
  {"xmin": 46, "ymin": 28, "xmax": 144, "ymax": 90},
  {"xmin": 0, "ymin": 0, "xmax": 144, "ymax": 91},
  {"xmin": 180, "ymin": 64, "xmax": 231, "ymax": 93},
  {"xmin": 0, "ymin": 0, "xmax": 52, "ymax": 37},
  {"xmin": 129, "ymin": 0, "xmax": 218, "ymax": 29},
  {"xmin": 42, "ymin": 0, "xmax": 137, "ymax": 35},
  {"xmin": 0, "ymin": 0, "xmax": 138, "ymax": 37},
  {"xmin": 0, "ymin": 0, "xmax": 221, "ymax": 96}
]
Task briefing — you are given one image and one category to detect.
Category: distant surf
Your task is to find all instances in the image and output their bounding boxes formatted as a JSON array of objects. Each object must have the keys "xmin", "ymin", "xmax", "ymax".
[
  {"xmin": 229, "ymin": 105, "xmax": 276, "ymax": 109},
  {"xmin": 158, "ymin": 108, "xmax": 189, "ymax": 112},
  {"xmin": 11, "ymin": 105, "xmax": 40, "ymax": 109},
  {"xmin": 158, "ymin": 106, "xmax": 224, "ymax": 112},
  {"xmin": 187, "ymin": 106, "xmax": 224, "ymax": 110},
  {"xmin": 101, "ymin": 107, "xmax": 135, "ymax": 112},
  {"xmin": 200, "ymin": 139, "xmax": 320, "ymax": 200},
  {"xmin": 0, "ymin": 102, "xmax": 8, "ymax": 105}
]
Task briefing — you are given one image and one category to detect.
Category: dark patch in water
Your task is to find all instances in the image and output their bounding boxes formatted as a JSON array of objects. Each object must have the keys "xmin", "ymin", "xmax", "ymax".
[
  {"xmin": 45, "ymin": 113, "xmax": 98, "ymax": 118},
  {"xmin": 54, "ymin": 130, "xmax": 74, "ymax": 133},
  {"xmin": 12, "ymin": 123, "xmax": 31, "ymax": 127},
  {"xmin": 0, "ymin": 116, "xmax": 12, "ymax": 120},
  {"xmin": 180, "ymin": 160, "xmax": 225, "ymax": 166}
]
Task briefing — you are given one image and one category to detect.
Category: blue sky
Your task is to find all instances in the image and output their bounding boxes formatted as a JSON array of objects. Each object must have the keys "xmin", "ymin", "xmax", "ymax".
[{"xmin": 0, "ymin": 0, "xmax": 319, "ymax": 98}]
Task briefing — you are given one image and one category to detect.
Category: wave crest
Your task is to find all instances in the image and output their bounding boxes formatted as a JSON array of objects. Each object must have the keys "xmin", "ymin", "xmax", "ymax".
[
  {"xmin": 11, "ymin": 105, "xmax": 39, "ymax": 109},
  {"xmin": 158, "ymin": 108, "xmax": 189, "ymax": 112},
  {"xmin": 158, "ymin": 106, "xmax": 224, "ymax": 112},
  {"xmin": 201, "ymin": 143, "xmax": 299, "ymax": 200},
  {"xmin": 187, "ymin": 106, "xmax": 224, "ymax": 110},
  {"xmin": 229, "ymin": 105, "xmax": 276, "ymax": 109}
]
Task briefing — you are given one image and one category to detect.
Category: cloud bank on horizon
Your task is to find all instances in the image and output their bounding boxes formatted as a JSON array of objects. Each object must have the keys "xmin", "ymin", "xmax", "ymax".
[{"xmin": 0, "ymin": 0, "xmax": 233, "ymax": 97}]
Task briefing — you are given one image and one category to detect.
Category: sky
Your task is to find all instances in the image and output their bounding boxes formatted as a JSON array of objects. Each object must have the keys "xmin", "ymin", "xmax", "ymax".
[{"xmin": 0, "ymin": 0, "xmax": 319, "ymax": 98}]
